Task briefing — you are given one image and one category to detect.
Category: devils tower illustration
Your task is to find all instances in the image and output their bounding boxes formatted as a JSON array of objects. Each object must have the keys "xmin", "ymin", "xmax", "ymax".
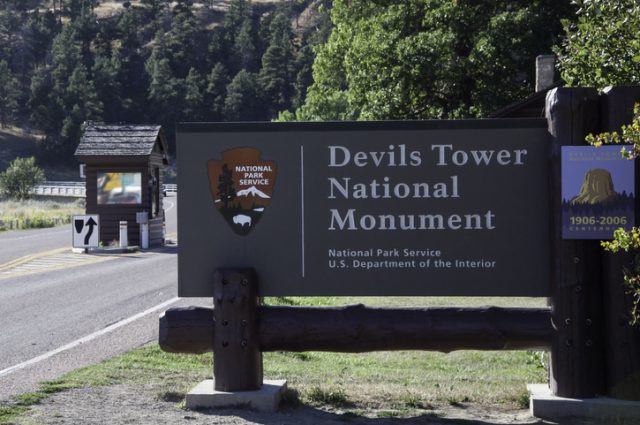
[
  {"xmin": 570, "ymin": 168, "xmax": 618, "ymax": 205},
  {"xmin": 207, "ymin": 148, "xmax": 277, "ymax": 236}
]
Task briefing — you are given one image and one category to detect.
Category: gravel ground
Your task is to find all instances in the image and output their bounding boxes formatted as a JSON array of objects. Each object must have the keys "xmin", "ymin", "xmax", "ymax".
[{"xmin": 11, "ymin": 384, "xmax": 560, "ymax": 425}]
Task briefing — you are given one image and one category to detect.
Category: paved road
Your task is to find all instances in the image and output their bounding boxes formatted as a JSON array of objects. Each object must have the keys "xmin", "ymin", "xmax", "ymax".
[
  {"xmin": 0, "ymin": 193, "xmax": 177, "ymax": 267},
  {"xmin": 0, "ymin": 226, "xmax": 70, "ymax": 266},
  {"xmin": 162, "ymin": 193, "xmax": 178, "ymax": 237},
  {"xmin": 0, "ymin": 193, "xmax": 188, "ymax": 401}
]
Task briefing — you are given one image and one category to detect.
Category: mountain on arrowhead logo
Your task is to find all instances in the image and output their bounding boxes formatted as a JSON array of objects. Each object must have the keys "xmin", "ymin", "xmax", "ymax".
[{"xmin": 207, "ymin": 147, "xmax": 277, "ymax": 236}]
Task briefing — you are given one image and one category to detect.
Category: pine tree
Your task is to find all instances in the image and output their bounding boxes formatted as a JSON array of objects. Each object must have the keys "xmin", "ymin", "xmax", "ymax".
[
  {"xmin": 167, "ymin": 1, "xmax": 200, "ymax": 78},
  {"xmin": 292, "ymin": 44, "xmax": 314, "ymax": 109},
  {"xmin": 233, "ymin": 18, "xmax": 256, "ymax": 71},
  {"xmin": 259, "ymin": 44, "xmax": 293, "ymax": 118},
  {"xmin": 147, "ymin": 56, "xmax": 182, "ymax": 128},
  {"xmin": 92, "ymin": 47, "xmax": 122, "ymax": 122},
  {"xmin": 116, "ymin": 7, "xmax": 147, "ymax": 122},
  {"xmin": 258, "ymin": 7, "xmax": 295, "ymax": 118},
  {"xmin": 59, "ymin": 63, "xmax": 103, "ymax": 156},
  {"xmin": 224, "ymin": 0, "xmax": 251, "ymax": 44},
  {"xmin": 0, "ymin": 60, "xmax": 20, "ymax": 127},
  {"xmin": 70, "ymin": 3, "xmax": 98, "ymax": 70},
  {"xmin": 224, "ymin": 69, "xmax": 259, "ymax": 121},
  {"xmin": 183, "ymin": 67, "xmax": 205, "ymax": 121},
  {"xmin": 206, "ymin": 63, "xmax": 230, "ymax": 121},
  {"xmin": 29, "ymin": 65, "xmax": 53, "ymax": 131}
]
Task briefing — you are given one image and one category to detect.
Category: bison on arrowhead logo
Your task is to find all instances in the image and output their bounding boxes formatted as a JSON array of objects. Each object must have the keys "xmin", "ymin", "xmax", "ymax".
[{"xmin": 207, "ymin": 147, "xmax": 277, "ymax": 236}]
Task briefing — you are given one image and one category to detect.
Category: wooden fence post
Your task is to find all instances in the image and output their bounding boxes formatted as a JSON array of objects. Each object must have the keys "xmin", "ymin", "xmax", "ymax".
[
  {"xmin": 546, "ymin": 87, "xmax": 605, "ymax": 398},
  {"xmin": 213, "ymin": 268, "xmax": 262, "ymax": 392},
  {"xmin": 600, "ymin": 86, "xmax": 640, "ymax": 400}
]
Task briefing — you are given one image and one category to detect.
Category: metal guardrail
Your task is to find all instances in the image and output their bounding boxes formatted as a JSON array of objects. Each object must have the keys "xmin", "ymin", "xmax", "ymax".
[
  {"xmin": 163, "ymin": 184, "xmax": 177, "ymax": 193},
  {"xmin": 33, "ymin": 182, "xmax": 176, "ymax": 198},
  {"xmin": 33, "ymin": 181, "xmax": 86, "ymax": 197}
]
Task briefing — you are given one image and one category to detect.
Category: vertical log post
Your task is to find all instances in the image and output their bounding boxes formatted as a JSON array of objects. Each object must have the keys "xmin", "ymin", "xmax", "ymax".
[
  {"xmin": 213, "ymin": 268, "xmax": 262, "ymax": 392},
  {"xmin": 546, "ymin": 87, "xmax": 605, "ymax": 397},
  {"xmin": 600, "ymin": 86, "xmax": 640, "ymax": 400}
]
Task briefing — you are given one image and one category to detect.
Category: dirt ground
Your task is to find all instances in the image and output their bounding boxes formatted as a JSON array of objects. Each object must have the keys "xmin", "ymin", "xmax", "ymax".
[{"xmin": 12, "ymin": 384, "xmax": 585, "ymax": 425}]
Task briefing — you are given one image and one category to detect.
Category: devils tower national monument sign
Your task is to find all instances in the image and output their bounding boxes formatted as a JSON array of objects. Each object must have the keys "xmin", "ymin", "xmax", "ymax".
[{"xmin": 177, "ymin": 120, "xmax": 550, "ymax": 297}]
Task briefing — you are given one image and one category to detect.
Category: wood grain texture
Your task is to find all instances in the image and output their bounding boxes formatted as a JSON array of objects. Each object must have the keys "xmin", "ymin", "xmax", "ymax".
[
  {"xmin": 212, "ymin": 269, "xmax": 262, "ymax": 391},
  {"xmin": 546, "ymin": 87, "xmax": 605, "ymax": 398},
  {"xmin": 600, "ymin": 86, "xmax": 640, "ymax": 400}
]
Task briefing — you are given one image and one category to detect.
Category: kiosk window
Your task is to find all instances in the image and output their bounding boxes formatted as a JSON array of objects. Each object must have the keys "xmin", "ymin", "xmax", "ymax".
[{"xmin": 97, "ymin": 172, "xmax": 142, "ymax": 204}]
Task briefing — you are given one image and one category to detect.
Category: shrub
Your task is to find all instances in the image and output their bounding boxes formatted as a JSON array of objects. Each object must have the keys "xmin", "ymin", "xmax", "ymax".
[{"xmin": 0, "ymin": 157, "xmax": 46, "ymax": 200}]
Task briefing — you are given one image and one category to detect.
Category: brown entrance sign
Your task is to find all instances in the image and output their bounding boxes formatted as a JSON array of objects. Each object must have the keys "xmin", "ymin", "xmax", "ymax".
[{"xmin": 178, "ymin": 120, "xmax": 550, "ymax": 297}]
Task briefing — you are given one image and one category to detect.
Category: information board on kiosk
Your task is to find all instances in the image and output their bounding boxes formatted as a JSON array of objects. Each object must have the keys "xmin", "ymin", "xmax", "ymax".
[{"xmin": 177, "ymin": 120, "xmax": 550, "ymax": 297}]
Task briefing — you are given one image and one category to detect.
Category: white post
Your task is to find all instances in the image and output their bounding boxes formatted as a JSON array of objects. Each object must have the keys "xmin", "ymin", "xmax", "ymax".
[
  {"xmin": 119, "ymin": 221, "xmax": 128, "ymax": 248},
  {"xmin": 141, "ymin": 223, "xmax": 149, "ymax": 249},
  {"xmin": 136, "ymin": 211, "xmax": 149, "ymax": 249}
]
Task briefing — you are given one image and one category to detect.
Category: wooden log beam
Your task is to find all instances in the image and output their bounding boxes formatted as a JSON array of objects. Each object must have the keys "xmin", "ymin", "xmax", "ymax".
[{"xmin": 159, "ymin": 305, "xmax": 552, "ymax": 354}]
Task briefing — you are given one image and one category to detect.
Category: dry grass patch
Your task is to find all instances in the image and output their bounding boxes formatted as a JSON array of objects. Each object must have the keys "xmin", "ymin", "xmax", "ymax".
[{"xmin": 0, "ymin": 199, "xmax": 84, "ymax": 230}]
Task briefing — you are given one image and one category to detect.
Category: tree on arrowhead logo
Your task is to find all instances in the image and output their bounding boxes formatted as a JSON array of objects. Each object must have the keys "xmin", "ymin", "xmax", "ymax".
[{"xmin": 207, "ymin": 147, "xmax": 277, "ymax": 236}]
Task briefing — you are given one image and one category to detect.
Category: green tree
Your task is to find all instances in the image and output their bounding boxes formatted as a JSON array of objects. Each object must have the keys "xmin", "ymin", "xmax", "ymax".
[
  {"xmin": 0, "ymin": 157, "xmax": 45, "ymax": 201},
  {"xmin": 183, "ymin": 67, "xmax": 205, "ymax": 121},
  {"xmin": 166, "ymin": 1, "xmax": 201, "ymax": 78},
  {"xmin": 258, "ymin": 7, "xmax": 295, "ymax": 118},
  {"xmin": 292, "ymin": 0, "xmax": 572, "ymax": 121},
  {"xmin": 147, "ymin": 57, "xmax": 182, "ymax": 123},
  {"xmin": 59, "ymin": 63, "xmax": 102, "ymax": 155},
  {"xmin": 116, "ymin": 7, "xmax": 147, "ymax": 121},
  {"xmin": 259, "ymin": 44, "xmax": 293, "ymax": 118},
  {"xmin": 206, "ymin": 63, "xmax": 230, "ymax": 121},
  {"xmin": 0, "ymin": 60, "xmax": 20, "ymax": 127},
  {"xmin": 29, "ymin": 65, "xmax": 53, "ymax": 131},
  {"xmin": 291, "ymin": 44, "xmax": 314, "ymax": 110},
  {"xmin": 224, "ymin": 69, "xmax": 259, "ymax": 121},
  {"xmin": 92, "ymin": 47, "xmax": 122, "ymax": 122},
  {"xmin": 233, "ymin": 18, "xmax": 256, "ymax": 71},
  {"xmin": 555, "ymin": 0, "xmax": 640, "ymax": 88}
]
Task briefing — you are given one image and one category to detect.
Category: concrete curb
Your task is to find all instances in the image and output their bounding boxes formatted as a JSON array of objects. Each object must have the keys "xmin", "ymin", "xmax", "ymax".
[{"xmin": 528, "ymin": 384, "xmax": 640, "ymax": 423}]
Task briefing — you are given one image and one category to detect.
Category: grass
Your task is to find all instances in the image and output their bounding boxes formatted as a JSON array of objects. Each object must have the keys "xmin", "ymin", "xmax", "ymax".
[
  {"xmin": 0, "ymin": 198, "xmax": 84, "ymax": 231},
  {"xmin": 0, "ymin": 406, "xmax": 28, "ymax": 424},
  {"xmin": 0, "ymin": 297, "xmax": 547, "ymax": 424},
  {"xmin": 2, "ymin": 296, "xmax": 549, "ymax": 423}
]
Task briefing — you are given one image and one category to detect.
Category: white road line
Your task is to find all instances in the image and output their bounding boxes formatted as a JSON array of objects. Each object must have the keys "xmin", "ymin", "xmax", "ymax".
[
  {"xmin": 0, "ymin": 296, "xmax": 180, "ymax": 378},
  {"xmin": 164, "ymin": 200, "xmax": 175, "ymax": 213}
]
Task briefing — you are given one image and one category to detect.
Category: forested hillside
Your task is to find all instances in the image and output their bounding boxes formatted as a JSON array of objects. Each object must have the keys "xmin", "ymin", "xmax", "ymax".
[
  {"xmin": 0, "ymin": 0, "xmax": 579, "ymax": 163},
  {"xmin": 0, "ymin": 0, "xmax": 330, "ymax": 158}
]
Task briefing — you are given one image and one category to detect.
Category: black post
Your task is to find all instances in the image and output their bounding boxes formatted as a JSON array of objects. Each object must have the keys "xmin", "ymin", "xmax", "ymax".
[
  {"xmin": 546, "ymin": 87, "xmax": 605, "ymax": 398},
  {"xmin": 213, "ymin": 268, "xmax": 262, "ymax": 391},
  {"xmin": 600, "ymin": 86, "xmax": 640, "ymax": 400}
]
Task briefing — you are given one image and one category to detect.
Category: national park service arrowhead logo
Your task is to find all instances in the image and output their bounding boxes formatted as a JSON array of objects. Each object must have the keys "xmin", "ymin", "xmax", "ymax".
[{"xmin": 207, "ymin": 148, "xmax": 276, "ymax": 236}]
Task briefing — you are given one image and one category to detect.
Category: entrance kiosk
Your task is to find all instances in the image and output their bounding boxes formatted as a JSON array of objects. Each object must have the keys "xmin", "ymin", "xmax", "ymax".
[{"xmin": 75, "ymin": 123, "xmax": 169, "ymax": 247}]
